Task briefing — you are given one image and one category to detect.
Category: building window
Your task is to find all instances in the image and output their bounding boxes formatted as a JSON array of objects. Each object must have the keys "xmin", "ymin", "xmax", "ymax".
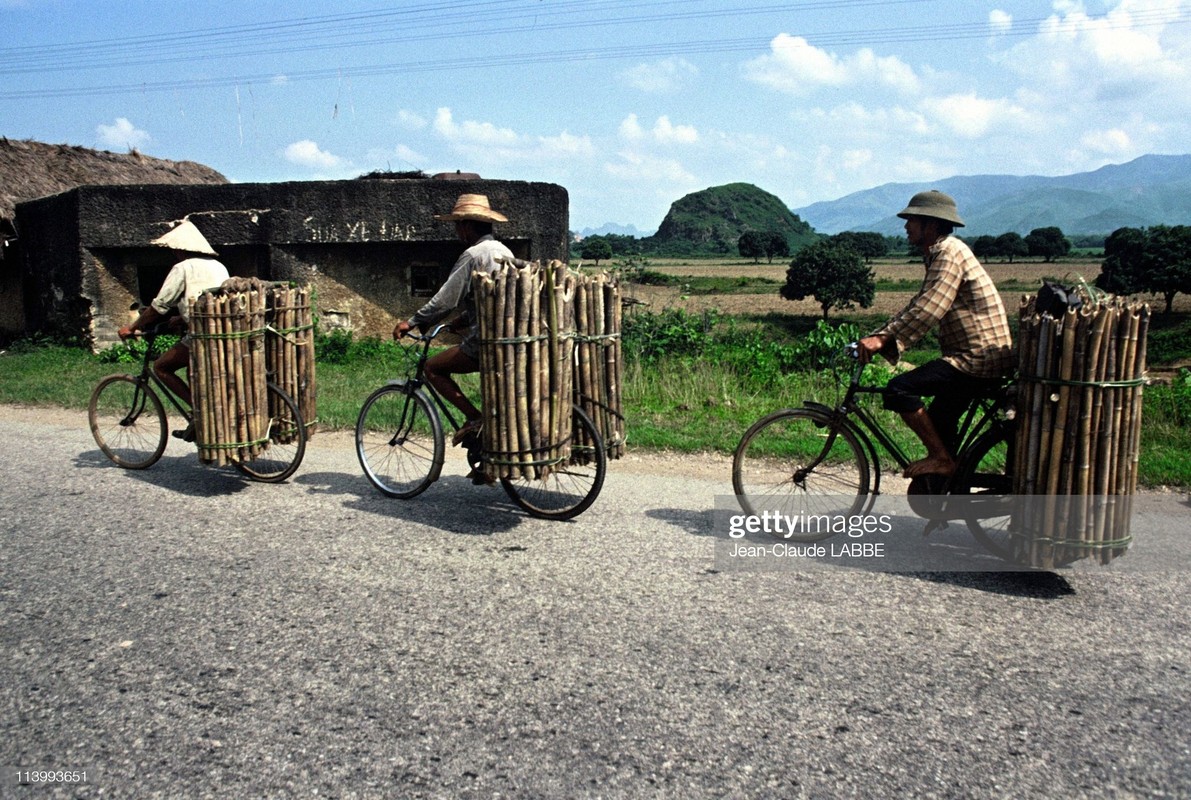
[{"xmin": 410, "ymin": 263, "xmax": 441, "ymax": 297}]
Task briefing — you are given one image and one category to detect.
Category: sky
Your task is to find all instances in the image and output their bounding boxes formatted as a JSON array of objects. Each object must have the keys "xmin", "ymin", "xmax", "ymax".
[{"xmin": 4, "ymin": 0, "xmax": 1191, "ymax": 234}]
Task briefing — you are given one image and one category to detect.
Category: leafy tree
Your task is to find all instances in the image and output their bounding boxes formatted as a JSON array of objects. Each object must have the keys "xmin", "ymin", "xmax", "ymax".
[
  {"xmin": 1097, "ymin": 227, "xmax": 1148, "ymax": 296},
  {"xmin": 738, "ymin": 230, "xmax": 767, "ymax": 263},
  {"xmin": 1142, "ymin": 225, "xmax": 1191, "ymax": 314},
  {"xmin": 580, "ymin": 236, "xmax": 613, "ymax": 265},
  {"xmin": 832, "ymin": 231, "xmax": 888, "ymax": 262},
  {"xmin": 1097, "ymin": 225, "xmax": 1191, "ymax": 313},
  {"xmin": 764, "ymin": 231, "xmax": 790, "ymax": 264},
  {"xmin": 781, "ymin": 240, "xmax": 875, "ymax": 319},
  {"xmin": 970, "ymin": 235, "xmax": 998, "ymax": 260},
  {"xmin": 993, "ymin": 232, "xmax": 1028, "ymax": 263},
  {"xmin": 1025, "ymin": 226, "xmax": 1072, "ymax": 262}
]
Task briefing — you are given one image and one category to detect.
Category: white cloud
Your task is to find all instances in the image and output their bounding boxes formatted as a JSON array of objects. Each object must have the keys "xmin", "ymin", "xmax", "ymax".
[
  {"xmin": 396, "ymin": 109, "xmax": 427, "ymax": 130},
  {"xmin": 431, "ymin": 107, "xmax": 595, "ymax": 164},
  {"xmin": 270, "ymin": 74, "xmax": 289, "ymax": 86},
  {"xmin": 652, "ymin": 116, "xmax": 699, "ymax": 144},
  {"xmin": 1079, "ymin": 127, "xmax": 1133, "ymax": 156},
  {"xmin": 744, "ymin": 34, "xmax": 920, "ymax": 95},
  {"xmin": 619, "ymin": 56, "xmax": 698, "ymax": 93},
  {"xmin": 604, "ymin": 150, "xmax": 697, "ymax": 185},
  {"xmin": 283, "ymin": 140, "xmax": 343, "ymax": 170},
  {"xmin": 96, "ymin": 118, "xmax": 150, "ymax": 150},
  {"xmin": 989, "ymin": 9, "xmax": 1013, "ymax": 34},
  {"xmin": 618, "ymin": 114, "xmax": 645, "ymax": 142},
  {"xmin": 366, "ymin": 144, "xmax": 427, "ymax": 170},
  {"xmin": 928, "ymin": 93, "xmax": 1034, "ymax": 138}
]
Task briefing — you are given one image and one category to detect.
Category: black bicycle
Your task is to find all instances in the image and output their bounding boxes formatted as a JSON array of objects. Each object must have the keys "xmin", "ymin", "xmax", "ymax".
[
  {"xmin": 88, "ymin": 325, "xmax": 306, "ymax": 482},
  {"xmin": 732, "ymin": 345, "xmax": 1017, "ymax": 560},
  {"xmin": 355, "ymin": 323, "xmax": 606, "ymax": 520}
]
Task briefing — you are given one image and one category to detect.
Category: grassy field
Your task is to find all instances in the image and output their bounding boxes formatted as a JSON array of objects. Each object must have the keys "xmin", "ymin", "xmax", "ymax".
[{"xmin": 2, "ymin": 254, "xmax": 1188, "ymax": 486}]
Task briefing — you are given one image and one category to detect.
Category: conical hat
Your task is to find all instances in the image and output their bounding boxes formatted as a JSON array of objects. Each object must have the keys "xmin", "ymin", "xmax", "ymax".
[
  {"xmin": 150, "ymin": 219, "xmax": 218, "ymax": 255},
  {"xmin": 433, "ymin": 194, "xmax": 509, "ymax": 223}
]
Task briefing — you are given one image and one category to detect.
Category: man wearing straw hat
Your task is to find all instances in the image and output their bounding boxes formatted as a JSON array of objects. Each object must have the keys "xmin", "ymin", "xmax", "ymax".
[
  {"xmin": 856, "ymin": 190, "xmax": 1014, "ymax": 479},
  {"xmin": 393, "ymin": 193, "xmax": 514, "ymax": 451},
  {"xmin": 118, "ymin": 219, "xmax": 229, "ymax": 440}
]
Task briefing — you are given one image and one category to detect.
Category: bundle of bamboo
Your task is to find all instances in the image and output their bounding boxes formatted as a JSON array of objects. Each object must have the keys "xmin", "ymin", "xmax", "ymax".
[
  {"xmin": 188, "ymin": 279, "xmax": 269, "ymax": 466},
  {"xmin": 266, "ymin": 283, "xmax": 317, "ymax": 441},
  {"xmin": 1012, "ymin": 292, "xmax": 1149, "ymax": 567},
  {"xmin": 573, "ymin": 271, "xmax": 625, "ymax": 459},
  {"xmin": 473, "ymin": 260, "xmax": 575, "ymax": 481}
]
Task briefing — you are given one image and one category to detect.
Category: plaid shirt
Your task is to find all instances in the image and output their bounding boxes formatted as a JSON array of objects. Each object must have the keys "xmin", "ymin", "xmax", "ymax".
[{"xmin": 873, "ymin": 235, "xmax": 1014, "ymax": 379}]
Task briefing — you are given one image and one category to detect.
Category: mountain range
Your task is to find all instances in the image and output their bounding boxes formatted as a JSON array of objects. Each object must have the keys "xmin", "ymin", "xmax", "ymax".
[{"xmin": 791, "ymin": 154, "xmax": 1191, "ymax": 237}]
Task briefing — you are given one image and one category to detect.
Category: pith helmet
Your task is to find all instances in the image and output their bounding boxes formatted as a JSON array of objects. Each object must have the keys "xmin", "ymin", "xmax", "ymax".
[
  {"xmin": 897, "ymin": 190, "xmax": 965, "ymax": 227},
  {"xmin": 434, "ymin": 193, "xmax": 509, "ymax": 223},
  {"xmin": 150, "ymin": 219, "xmax": 218, "ymax": 256}
]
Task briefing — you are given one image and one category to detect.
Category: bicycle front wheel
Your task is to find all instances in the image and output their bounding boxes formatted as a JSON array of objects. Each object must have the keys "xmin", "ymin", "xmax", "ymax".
[
  {"xmin": 951, "ymin": 425, "xmax": 1018, "ymax": 562},
  {"xmin": 356, "ymin": 384, "xmax": 444, "ymax": 498},
  {"xmin": 88, "ymin": 374, "xmax": 168, "ymax": 469},
  {"xmin": 732, "ymin": 408, "xmax": 870, "ymax": 539},
  {"xmin": 501, "ymin": 406, "xmax": 606, "ymax": 520},
  {"xmin": 232, "ymin": 383, "xmax": 307, "ymax": 483}
]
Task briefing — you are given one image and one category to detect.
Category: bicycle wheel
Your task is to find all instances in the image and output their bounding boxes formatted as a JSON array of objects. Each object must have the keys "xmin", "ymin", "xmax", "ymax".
[
  {"xmin": 232, "ymin": 383, "xmax": 307, "ymax": 483},
  {"xmin": 88, "ymin": 374, "xmax": 168, "ymax": 469},
  {"xmin": 356, "ymin": 383, "xmax": 444, "ymax": 498},
  {"xmin": 951, "ymin": 425, "xmax": 1019, "ymax": 562},
  {"xmin": 732, "ymin": 408, "xmax": 870, "ymax": 540},
  {"xmin": 501, "ymin": 406, "xmax": 606, "ymax": 520}
]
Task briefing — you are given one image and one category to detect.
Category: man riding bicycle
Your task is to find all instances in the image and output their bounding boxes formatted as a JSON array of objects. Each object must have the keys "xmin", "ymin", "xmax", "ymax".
[
  {"xmin": 392, "ymin": 194, "xmax": 514, "ymax": 468},
  {"xmin": 855, "ymin": 190, "xmax": 1014, "ymax": 479}
]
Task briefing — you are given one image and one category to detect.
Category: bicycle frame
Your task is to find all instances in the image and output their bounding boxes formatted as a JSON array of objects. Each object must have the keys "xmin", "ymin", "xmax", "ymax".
[
  {"xmin": 129, "ymin": 329, "xmax": 193, "ymax": 424},
  {"xmin": 390, "ymin": 323, "xmax": 467, "ymax": 435},
  {"xmin": 806, "ymin": 350, "xmax": 1010, "ymax": 496}
]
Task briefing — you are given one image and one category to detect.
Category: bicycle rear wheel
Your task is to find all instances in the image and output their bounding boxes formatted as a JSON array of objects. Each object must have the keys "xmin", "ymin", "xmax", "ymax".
[
  {"xmin": 88, "ymin": 374, "xmax": 168, "ymax": 469},
  {"xmin": 232, "ymin": 383, "xmax": 307, "ymax": 483},
  {"xmin": 951, "ymin": 425, "xmax": 1018, "ymax": 562},
  {"xmin": 501, "ymin": 406, "xmax": 606, "ymax": 520},
  {"xmin": 732, "ymin": 408, "xmax": 870, "ymax": 540},
  {"xmin": 356, "ymin": 383, "xmax": 444, "ymax": 498}
]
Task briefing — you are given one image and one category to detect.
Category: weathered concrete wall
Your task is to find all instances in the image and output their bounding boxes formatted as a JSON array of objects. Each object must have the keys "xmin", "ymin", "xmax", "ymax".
[{"xmin": 8, "ymin": 178, "xmax": 568, "ymax": 347}]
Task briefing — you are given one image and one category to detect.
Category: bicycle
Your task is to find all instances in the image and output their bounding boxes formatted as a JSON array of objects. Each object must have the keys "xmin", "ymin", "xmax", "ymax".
[
  {"xmin": 355, "ymin": 323, "xmax": 606, "ymax": 520},
  {"xmin": 88, "ymin": 325, "xmax": 307, "ymax": 482},
  {"xmin": 732, "ymin": 345, "xmax": 1017, "ymax": 561}
]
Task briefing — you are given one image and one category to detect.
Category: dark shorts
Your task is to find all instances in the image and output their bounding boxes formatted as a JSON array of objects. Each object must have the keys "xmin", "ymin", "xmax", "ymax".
[{"xmin": 883, "ymin": 360, "xmax": 1000, "ymax": 452}]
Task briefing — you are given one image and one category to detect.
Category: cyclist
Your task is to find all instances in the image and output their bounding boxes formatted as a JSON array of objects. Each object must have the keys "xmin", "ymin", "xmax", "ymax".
[
  {"xmin": 855, "ymin": 190, "xmax": 1014, "ymax": 479},
  {"xmin": 118, "ymin": 219, "xmax": 229, "ymax": 440},
  {"xmin": 392, "ymin": 194, "xmax": 514, "ymax": 462}
]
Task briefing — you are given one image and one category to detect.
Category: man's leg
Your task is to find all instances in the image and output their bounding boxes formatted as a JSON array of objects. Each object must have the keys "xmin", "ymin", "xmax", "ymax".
[
  {"xmin": 884, "ymin": 360, "xmax": 968, "ymax": 478},
  {"xmin": 424, "ymin": 346, "xmax": 481, "ymax": 422},
  {"xmin": 154, "ymin": 342, "xmax": 193, "ymax": 407}
]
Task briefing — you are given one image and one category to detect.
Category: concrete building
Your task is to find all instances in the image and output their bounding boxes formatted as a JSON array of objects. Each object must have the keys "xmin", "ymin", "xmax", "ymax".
[{"xmin": 7, "ymin": 174, "xmax": 568, "ymax": 348}]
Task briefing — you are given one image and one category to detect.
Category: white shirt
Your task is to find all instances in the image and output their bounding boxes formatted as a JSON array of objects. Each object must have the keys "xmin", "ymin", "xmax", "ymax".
[{"xmin": 150, "ymin": 257, "xmax": 230, "ymax": 323}]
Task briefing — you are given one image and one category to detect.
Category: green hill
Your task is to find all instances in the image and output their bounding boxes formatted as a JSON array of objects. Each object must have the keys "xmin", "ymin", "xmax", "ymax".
[{"xmin": 646, "ymin": 183, "xmax": 818, "ymax": 256}]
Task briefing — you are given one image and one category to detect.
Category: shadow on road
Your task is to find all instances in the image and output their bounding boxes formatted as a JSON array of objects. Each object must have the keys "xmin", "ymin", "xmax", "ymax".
[
  {"xmin": 75, "ymin": 449, "xmax": 250, "ymax": 497},
  {"xmin": 294, "ymin": 469, "xmax": 527, "ymax": 536}
]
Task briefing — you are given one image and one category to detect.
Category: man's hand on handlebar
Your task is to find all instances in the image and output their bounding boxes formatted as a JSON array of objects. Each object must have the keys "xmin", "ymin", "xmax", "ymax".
[
  {"xmin": 393, "ymin": 320, "xmax": 415, "ymax": 340},
  {"xmin": 855, "ymin": 335, "xmax": 887, "ymax": 365}
]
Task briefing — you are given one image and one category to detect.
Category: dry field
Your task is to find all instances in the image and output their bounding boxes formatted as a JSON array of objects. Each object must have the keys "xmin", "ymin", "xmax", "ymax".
[{"xmin": 624, "ymin": 257, "xmax": 1190, "ymax": 317}]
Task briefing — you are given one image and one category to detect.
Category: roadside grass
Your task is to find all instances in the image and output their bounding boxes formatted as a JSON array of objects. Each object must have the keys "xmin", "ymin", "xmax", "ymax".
[{"xmin": 2, "ymin": 304, "xmax": 1188, "ymax": 488}]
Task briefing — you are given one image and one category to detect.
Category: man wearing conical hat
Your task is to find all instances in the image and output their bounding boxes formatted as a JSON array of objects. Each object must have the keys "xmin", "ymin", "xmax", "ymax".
[
  {"xmin": 393, "ymin": 194, "xmax": 514, "ymax": 462},
  {"xmin": 119, "ymin": 219, "xmax": 229, "ymax": 440},
  {"xmin": 856, "ymin": 191, "xmax": 1013, "ymax": 478}
]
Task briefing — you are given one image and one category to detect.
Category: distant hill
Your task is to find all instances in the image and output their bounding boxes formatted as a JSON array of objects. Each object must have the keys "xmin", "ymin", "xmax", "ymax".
[
  {"xmin": 792, "ymin": 154, "xmax": 1191, "ymax": 237},
  {"xmin": 578, "ymin": 222, "xmax": 655, "ymax": 239},
  {"xmin": 647, "ymin": 182, "xmax": 817, "ymax": 255}
]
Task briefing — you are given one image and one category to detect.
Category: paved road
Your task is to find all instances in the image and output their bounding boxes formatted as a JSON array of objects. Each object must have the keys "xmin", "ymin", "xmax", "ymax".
[{"xmin": 1, "ymin": 406, "xmax": 1188, "ymax": 799}]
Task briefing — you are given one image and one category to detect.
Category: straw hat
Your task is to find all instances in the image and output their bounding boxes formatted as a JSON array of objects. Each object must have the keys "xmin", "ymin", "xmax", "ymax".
[
  {"xmin": 433, "ymin": 193, "xmax": 509, "ymax": 223},
  {"xmin": 150, "ymin": 219, "xmax": 218, "ymax": 256},
  {"xmin": 896, "ymin": 190, "xmax": 965, "ymax": 227}
]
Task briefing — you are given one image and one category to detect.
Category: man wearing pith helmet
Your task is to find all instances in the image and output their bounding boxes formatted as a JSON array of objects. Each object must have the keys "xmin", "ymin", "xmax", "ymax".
[
  {"xmin": 856, "ymin": 190, "xmax": 1014, "ymax": 478},
  {"xmin": 393, "ymin": 194, "xmax": 515, "ymax": 455}
]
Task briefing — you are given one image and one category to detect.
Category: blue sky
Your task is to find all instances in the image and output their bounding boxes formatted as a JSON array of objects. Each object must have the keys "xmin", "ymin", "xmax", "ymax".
[{"xmin": 4, "ymin": 0, "xmax": 1191, "ymax": 233}]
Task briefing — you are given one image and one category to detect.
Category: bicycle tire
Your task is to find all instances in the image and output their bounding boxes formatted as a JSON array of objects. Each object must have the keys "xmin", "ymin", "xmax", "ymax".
[
  {"xmin": 732, "ymin": 408, "xmax": 870, "ymax": 540},
  {"xmin": 88, "ymin": 374, "xmax": 168, "ymax": 469},
  {"xmin": 232, "ymin": 383, "xmax": 308, "ymax": 483},
  {"xmin": 951, "ymin": 425, "xmax": 1019, "ymax": 562},
  {"xmin": 356, "ymin": 383, "xmax": 444, "ymax": 498},
  {"xmin": 500, "ymin": 406, "xmax": 606, "ymax": 520}
]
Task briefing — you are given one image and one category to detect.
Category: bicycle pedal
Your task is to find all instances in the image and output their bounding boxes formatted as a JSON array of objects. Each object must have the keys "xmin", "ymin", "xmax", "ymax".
[{"xmin": 922, "ymin": 519, "xmax": 948, "ymax": 537}]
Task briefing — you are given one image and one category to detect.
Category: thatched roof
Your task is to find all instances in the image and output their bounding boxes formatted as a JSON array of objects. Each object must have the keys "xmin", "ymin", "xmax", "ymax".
[{"xmin": 0, "ymin": 138, "xmax": 228, "ymax": 222}]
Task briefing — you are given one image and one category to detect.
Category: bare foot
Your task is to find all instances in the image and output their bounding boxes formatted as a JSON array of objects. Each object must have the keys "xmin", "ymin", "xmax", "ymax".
[{"xmin": 903, "ymin": 456, "xmax": 956, "ymax": 478}]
